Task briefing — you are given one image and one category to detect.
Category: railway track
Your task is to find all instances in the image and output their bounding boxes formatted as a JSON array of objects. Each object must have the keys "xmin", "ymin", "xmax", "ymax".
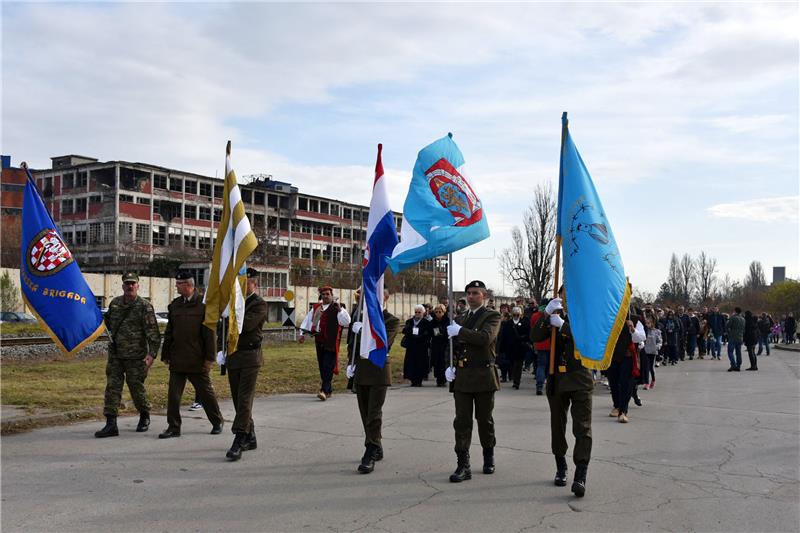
[{"xmin": 1, "ymin": 328, "xmax": 297, "ymax": 347}]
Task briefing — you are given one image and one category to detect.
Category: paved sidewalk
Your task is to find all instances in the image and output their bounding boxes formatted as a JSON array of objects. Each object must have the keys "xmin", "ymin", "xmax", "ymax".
[{"xmin": 2, "ymin": 349, "xmax": 799, "ymax": 532}]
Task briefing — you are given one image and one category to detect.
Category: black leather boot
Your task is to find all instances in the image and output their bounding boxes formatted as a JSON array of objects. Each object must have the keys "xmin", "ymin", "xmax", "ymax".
[
  {"xmin": 94, "ymin": 416, "xmax": 118, "ymax": 438},
  {"xmin": 482, "ymin": 447, "xmax": 495, "ymax": 474},
  {"xmin": 449, "ymin": 451, "xmax": 471, "ymax": 482},
  {"xmin": 554, "ymin": 456, "xmax": 568, "ymax": 486},
  {"xmin": 242, "ymin": 428, "xmax": 257, "ymax": 451},
  {"xmin": 226, "ymin": 433, "xmax": 246, "ymax": 461},
  {"xmin": 374, "ymin": 445, "xmax": 383, "ymax": 461},
  {"xmin": 136, "ymin": 412, "xmax": 150, "ymax": 433},
  {"xmin": 572, "ymin": 464, "xmax": 588, "ymax": 497},
  {"xmin": 358, "ymin": 444, "xmax": 376, "ymax": 474}
]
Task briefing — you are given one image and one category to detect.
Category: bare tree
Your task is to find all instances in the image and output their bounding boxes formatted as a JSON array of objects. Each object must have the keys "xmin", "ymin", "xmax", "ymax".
[
  {"xmin": 679, "ymin": 253, "xmax": 696, "ymax": 302},
  {"xmin": 666, "ymin": 253, "xmax": 682, "ymax": 300},
  {"xmin": 500, "ymin": 182, "xmax": 556, "ymax": 301},
  {"xmin": 695, "ymin": 251, "xmax": 718, "ymax": 303},
  {"xmin": 744, "ymin": 260, "xmax": 766, "ymax": 290}
]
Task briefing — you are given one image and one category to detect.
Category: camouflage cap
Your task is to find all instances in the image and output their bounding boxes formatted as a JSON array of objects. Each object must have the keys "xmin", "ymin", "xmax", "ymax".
[{"xmin": 122, "ymin": 272, "xmax": 139, "ymax": 283}]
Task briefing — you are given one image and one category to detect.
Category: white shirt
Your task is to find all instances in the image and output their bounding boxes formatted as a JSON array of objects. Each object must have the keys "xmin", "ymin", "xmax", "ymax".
[{"xmin": 300, "ymin": 303, "xmax": 351, "ymax": 332}]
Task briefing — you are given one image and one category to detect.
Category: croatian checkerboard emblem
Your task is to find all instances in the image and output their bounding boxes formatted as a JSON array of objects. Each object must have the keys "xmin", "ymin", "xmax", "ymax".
[{"xmin": 27, "ymin": 228, "xmax": 74, "ymax": 276}]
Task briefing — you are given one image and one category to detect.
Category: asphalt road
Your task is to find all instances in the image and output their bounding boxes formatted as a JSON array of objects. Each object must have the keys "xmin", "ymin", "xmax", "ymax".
[{"xmin": 2, "ymin": 348, "xmax": 799, "ymax": 532}]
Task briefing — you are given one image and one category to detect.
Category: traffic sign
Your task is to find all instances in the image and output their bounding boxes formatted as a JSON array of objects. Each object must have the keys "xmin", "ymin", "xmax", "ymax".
[
  {"xmin": 282, "ymin": 306, "xmax": 296, "ymax": 328},
  {"xmin": 283, "ymin": 290, "xmax": 295, "ymax": 302}
]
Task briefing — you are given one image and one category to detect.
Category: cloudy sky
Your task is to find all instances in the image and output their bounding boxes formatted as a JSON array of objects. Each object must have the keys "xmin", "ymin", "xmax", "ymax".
[{"xmin": 3, "ymin": 1, "xmax": 798, "ymax": 295}]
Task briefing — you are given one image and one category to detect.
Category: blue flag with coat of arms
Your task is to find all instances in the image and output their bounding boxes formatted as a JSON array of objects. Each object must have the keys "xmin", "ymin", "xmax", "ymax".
[
  {"xmin": 19, "ymin": 167, "xmax": 105, "ymax": 355},
  {"xmin": 387, "ymin": 134, "xmax": 489, "ymax": 273}
]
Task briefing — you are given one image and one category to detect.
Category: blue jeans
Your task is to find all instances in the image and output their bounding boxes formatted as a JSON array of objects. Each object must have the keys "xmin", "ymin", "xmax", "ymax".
[
  {"xmin": 713, "ymin": 335, "xmax": 723, "ymax": 358},
  {"xmin": 757, "ymin": 335, "xmax": 770, "ymax": 355},
  {"xmin": 727, "ymin": 341, "xmax": 742, "ymax": 369},
  {"xmin": 535, "ymin": 350, "xmax": 549, "ymax": 390}
]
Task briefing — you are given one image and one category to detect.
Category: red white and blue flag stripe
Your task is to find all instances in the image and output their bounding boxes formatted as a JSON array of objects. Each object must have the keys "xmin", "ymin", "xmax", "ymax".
[{"xmin": 360, "ymin": 144, "xmax": 399, "ymax": 368}]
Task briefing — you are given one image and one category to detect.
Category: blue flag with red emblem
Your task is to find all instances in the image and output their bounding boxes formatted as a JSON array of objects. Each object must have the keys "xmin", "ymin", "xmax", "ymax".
[
  {"xmin": 387, "ymin": 134, "xmax": 489, "ymax": 273},
  {"xmin": 19, "ymin": 167, "xmax": 105, "ymax": 355}
]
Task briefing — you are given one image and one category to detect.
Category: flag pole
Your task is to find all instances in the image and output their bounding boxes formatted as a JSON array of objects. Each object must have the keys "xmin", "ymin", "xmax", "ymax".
[
  {"xmin": 549, "ymin": 112, "xmax": 568, "ymax": 377},
  {"xmin": 448, "ymin": 252, "xmax": 454, "ymax": 367},
  {"xmin": 348, "ymin": 295, "xmax": 364, "ymax": 368},
  {"xmin": 222, "ymin": 140, "xmax": 233, "ymax": 373}
]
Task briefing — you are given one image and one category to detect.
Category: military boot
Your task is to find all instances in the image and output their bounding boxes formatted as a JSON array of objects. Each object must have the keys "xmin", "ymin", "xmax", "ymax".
[
  {"xmin": 572, "ymin": 464, "xmax": 588, "ymax": 497},
  {"xmin": 482, "ymin": 447, "xmax": 495, "ymax": 474},
  {"xmin": 554, "ymin": 456, "xmax": 568, "ymax": 486},
  {"xmin": 136, "ymin": 412, "xmax": 150, "ymax": 433},
  {"xmin": 373, "ymin": 445, "xmax": 384, "ymax": 461},
  {"xmin": 226, "ymin": 433, "xmax": 246, "ymax": 461},
  {"xmin": 358, "ymin": 444, "xmax": 376, "ymax": 474},
  {"xmin": 449, "ymin": 451, "xmax": 471, "ymax": 482},
  {"xmin": 242, "ymin": 427, "xmax": 257, "ymax": 451},
  {"xmin": 94, "ymin": 416, "xmax": 119, "ymax": 438}
]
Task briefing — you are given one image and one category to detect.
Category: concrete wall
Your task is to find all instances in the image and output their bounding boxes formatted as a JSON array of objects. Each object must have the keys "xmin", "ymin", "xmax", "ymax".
[{"xmin": 2, "ymin": 268, "xmax": 437, "ymax": 320}]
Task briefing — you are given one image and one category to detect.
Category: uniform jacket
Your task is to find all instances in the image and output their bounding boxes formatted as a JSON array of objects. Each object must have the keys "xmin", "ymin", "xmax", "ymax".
[
  {"xmin": 531, "ymin": 313, "xmax": 593, "ymax": 392},
  {"xmin": 105, "ymin": 295, "xmax": 161, "ymax": 359},
  {"xmin": 451, "ymin": 306, "xmax": 502, "ymax": 393},
  {"xmin": 226, "ymin": 293, "xmax": 268, "ymax": 370},
  {"xmin": 350, "ymin": 310, "xmax": 401, "ymax": 387},
  {"xmin": 161, "ymin": 293, "xmax": 216, "ymax": 373}
]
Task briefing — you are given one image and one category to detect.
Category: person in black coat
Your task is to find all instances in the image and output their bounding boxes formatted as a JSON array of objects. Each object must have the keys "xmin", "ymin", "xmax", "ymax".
[
  {"xmin": 402, "ymin": 305, "xmax": 432, "ymax": 386},
  {"xmin": 743, "ymin": 310, "xmax": 759, "ymax": 371},
  {"xmin": 428, "ymin": 304, "xmax": 450, "ymax": 387},
  {"xmin": 497, "ymin": 306, "xmax": 531, "ymax": 389}
]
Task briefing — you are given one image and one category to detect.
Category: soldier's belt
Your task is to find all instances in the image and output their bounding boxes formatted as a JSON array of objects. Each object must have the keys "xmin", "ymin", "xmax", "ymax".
[{"xmin": 456, "ymin": 358, "xmax": 494, "ymax": 368}]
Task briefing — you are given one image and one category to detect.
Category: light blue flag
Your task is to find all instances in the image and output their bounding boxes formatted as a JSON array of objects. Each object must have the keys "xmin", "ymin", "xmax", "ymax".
[
  {"xmin": 19, "ymin": 167, "xmax": 105, "ymax": 356},
  {"xmin": 387, "ymin": 134, "xmax": 489, "ymax": 273},
  {"xmin": 557, "ymin": 113, "xmax": 630, "ymax": 370}
]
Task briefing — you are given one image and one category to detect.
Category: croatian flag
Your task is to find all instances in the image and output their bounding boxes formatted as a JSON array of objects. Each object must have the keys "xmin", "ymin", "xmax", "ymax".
[
  {"xmin": 387, "ymin": 133, "xmax": 489, "ymax": 273},
  {"xmin": 360, "ymin": 144, "xmax": 399, "ymax": 368}
]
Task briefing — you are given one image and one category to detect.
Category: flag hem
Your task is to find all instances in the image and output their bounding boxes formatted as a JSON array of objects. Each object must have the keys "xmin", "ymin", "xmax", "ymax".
[
  {"xmin": 21, "ymin": 292, "xmax": 106, "ymax": 357},
  {"xmin": 577, "ymin": 282, "xmax": 631, "ymax": 371}
]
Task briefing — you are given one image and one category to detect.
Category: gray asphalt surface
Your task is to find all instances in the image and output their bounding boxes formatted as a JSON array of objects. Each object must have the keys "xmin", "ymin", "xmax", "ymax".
[{"xmin": 2, "ymin": 348, "xmax": 799, "ymax": 532}]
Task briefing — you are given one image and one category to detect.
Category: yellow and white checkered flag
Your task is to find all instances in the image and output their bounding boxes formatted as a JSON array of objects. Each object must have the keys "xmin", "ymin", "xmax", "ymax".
[{"xmin": 203, "ymin": 141, "xmax": 258, "ymax": 353}]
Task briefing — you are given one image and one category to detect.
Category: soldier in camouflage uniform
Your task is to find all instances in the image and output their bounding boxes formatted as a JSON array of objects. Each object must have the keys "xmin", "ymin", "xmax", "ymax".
[{"xmin": 95, "ymin": 272, "xmax": 161, "ymax": 438}]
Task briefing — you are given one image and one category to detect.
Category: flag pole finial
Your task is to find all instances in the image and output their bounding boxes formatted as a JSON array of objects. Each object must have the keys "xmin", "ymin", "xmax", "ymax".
[
  {"xmin": 20, "ymin": 161, "xmax": 28, "ymax": 170},
  {"xmin": 377, "ymin": 143, "xmax": 382, "ymax": 153},
  {"xmin": 447, "ymin": 132, "xmax": 453, "ymax": 139},
  {"xmin": 226, "ymin": 141, "xmax": 232, "ymax": 156}
]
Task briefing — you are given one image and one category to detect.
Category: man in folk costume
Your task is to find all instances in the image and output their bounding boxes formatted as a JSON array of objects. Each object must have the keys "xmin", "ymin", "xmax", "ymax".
[{"xmin": 299, "ymin": 285, "xmax": 351, "ymax": 400}]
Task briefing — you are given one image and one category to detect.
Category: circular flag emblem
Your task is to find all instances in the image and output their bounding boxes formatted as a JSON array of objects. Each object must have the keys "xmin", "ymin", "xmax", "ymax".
[{"xmin": 26, "ymin": 229, "xmax": 74, "ymax": 277}]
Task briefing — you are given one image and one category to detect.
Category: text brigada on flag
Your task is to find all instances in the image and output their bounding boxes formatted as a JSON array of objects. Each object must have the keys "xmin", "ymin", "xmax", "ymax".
[
  {"xmin": 19, "ymin": 165, "xmax": 105, "ymax": 356},
  {"xmin": 359, "ymin": 144, "xmax": 399, "ymax": 369},
  {"xmin": 203, "ymin": 141, "xmax": 258, "ymax": 353},
  {"xmin": 387, "ymin": 133, "xmax": 490, "ymax": 274},
  {"xmin": 557, "ymin": 112, "xmax": 630, "ymax": 370}
]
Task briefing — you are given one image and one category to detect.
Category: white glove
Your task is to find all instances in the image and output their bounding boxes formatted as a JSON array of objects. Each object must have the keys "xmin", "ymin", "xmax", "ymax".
[
  {"xmin": 549, "ymin": 314, "xmax": 565, "ymax": 329},
  {"xmin": 346, "ymin": 364, "xmax": 355, "ymax": 378},
  {"xmin": 632, "ymin": 321, "xmax": 646, "ymax": 343},
  {"xmin": 447, "ymin": 323, "xmax": 462, "ymax": 337},
  {"xmin": 216, "ymin": 350, "xmax": 226, "ymax": 366},
  {"xmin": 545, "ymin": 298, "xmax": 563, "ymax": 315},
  {"xmin": 351, "ymin": 322, "xmax": 363, "ymax": 334},
  {"xmin": 445, "ymin": 366, "xmax": 456, "ymax": 382}
]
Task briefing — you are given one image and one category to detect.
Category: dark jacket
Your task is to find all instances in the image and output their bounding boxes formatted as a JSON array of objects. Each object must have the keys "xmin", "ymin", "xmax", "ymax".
[
  {"xmin": 661, "ymin": 316, "xmax": 681, "ymax": 347},
  {"xmin": 451, "ymin": 307, "xmax": 502, "ymax": 393},
  {"xmin": 161, "ymin": 293, "xmax": 216, "ymax": 373},
  {"xmin": 531, "ymin": 313, "xmax": 592, "ymax": 392},
  {"xmin": 351, "ymin": 310, "xmax": 401, "ymax": 386},
  {"xmin": 498, "ymin": 318, "xmax": 530, "ymax": 361},
  {"xmin": 743, "ymin": 312, "xmax": 758, "ymax": 347},
  {"xmin": 707, "ymin": 312, "xmax": 725, "ymax": 336},
  {"xmin": 226, "ymin": 293, "xmax": 268, "ymax": 370},
  {"xmin": 402, "ymin": 317, "xmax": 432, "ymax": 382}
]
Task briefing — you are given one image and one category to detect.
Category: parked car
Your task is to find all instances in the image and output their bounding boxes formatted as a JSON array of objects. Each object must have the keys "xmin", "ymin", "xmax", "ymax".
[
  {"xmin": 155, "ymin": 312, "xmax": 169, "ymax": 325},
  {"xmin": 0, "ymin": 311, "xmax": 38, "ymax": 324}
]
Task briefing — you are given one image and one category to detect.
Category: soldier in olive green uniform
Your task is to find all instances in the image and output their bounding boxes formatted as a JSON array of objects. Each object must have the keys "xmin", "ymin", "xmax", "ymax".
[
  {"xmin": 345, "ymin": 289, "xmax": 402, "ymax": 474},
  {"xmin": 530, "ymin": 289, "xmax": 593, "ymax": 497},
  {"xmin": 159, "ymin": 271, "xmax": 224, "ymax": 439},
  {"xmin": 445, "ymin": 280, "xmax": 502, "ymax": 482},
  {"xmin": 95, "ymin": 272, "xmax": 161, "ymax": 438},
  {"xmin": 224, "ymin": 268, "xmax": 268, "ymax": 461}
]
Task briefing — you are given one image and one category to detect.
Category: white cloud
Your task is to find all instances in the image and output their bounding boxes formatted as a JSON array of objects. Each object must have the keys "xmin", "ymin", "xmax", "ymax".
[{"xmin": 707, "ymin": 196, "xmax": 799, "ymax": 222}]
